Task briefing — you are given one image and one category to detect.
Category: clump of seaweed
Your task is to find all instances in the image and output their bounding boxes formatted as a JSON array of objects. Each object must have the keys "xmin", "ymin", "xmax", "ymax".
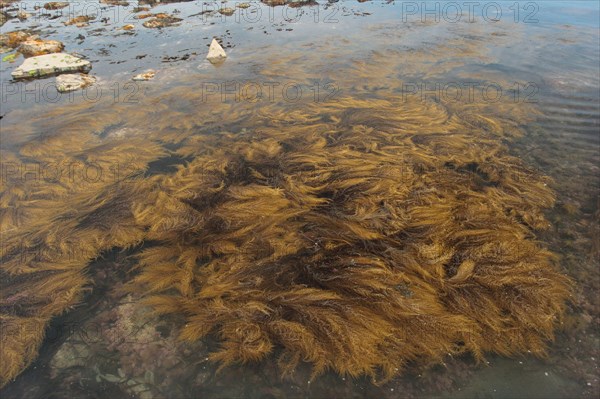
[
  {"xmin": 0, "ymin": 88, "xmax": 572, "ymax": 388},
  {"xmin": 0, "ymin": 130, "xmax": 165, "ymax": 387},
  {"xmin": 129, "ymin": 95, "xmax": 572, "ymax": 382}
]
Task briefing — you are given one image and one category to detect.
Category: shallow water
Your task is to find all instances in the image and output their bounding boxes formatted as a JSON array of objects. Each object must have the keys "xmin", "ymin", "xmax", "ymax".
[{"xmin": 1, "ymin": 1, "xmax": 599, "ymax": 398}]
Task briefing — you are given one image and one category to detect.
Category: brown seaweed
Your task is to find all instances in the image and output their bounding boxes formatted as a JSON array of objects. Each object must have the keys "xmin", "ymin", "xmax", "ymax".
[
  {"xmin": 130, "ymin": 95, "xmax": 571, "ymax": 382},
  {"xmin": 0, "ymin": 131, "xmax": 165, "ymax": 386},
  {"xmin": 0, "ymin": 87, "xmax": 572, "ymax": 388}
]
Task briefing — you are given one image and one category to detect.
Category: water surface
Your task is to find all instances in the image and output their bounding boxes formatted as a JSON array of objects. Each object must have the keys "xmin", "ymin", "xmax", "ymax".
[{"xmin": 0, "ymin": 1, "xmax": 598, "ymax": 398}]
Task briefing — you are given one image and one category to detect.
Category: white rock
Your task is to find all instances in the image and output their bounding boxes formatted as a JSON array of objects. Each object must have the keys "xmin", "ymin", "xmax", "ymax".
[
  {"xmin": 11, "ymin": 53, "xmax": 91, "ymax": 79},
  {"xmin": 206, "ymin": 39, "xmax": 226, "ymax": 64},
  {"xmin": 55, "ymin": 73, "xmax": 96, "ymax": 92}
]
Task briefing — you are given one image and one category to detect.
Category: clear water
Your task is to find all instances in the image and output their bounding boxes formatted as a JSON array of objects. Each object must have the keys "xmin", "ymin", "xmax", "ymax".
[{"xmin": 1, "ymin": 1, "xmax": 598, "ymax": 398}]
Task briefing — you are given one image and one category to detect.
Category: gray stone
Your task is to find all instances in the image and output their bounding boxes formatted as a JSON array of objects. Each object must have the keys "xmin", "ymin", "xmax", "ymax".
[{"xmin": 11, "ymin": 53, "xmax": 92, "ymax": 79}]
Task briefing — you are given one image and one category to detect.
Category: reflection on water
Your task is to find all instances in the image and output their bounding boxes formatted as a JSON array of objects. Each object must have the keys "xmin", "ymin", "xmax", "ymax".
[{"xmin": 0, "ymin": 1, "xmax": 598, "ymax": 399}]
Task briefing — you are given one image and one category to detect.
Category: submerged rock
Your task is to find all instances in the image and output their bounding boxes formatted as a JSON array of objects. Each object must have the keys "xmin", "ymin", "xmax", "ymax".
[
  {"xmin": 262, "ymin": 0, "xmax": 316, "ymax": 5},
  {"xmin": 11, "ymin": 53, "xmax": 91, "ymax": 79},
  {"xmin": 2, "ymin": 52, "xmax": 18, "ymax": 62},
  {"xmin": 100, "ymin": 0, "xmax": 130, "ymax": 5},
  {"xmin": 51, "ymin": 342, "xmax": 90, "ymax": 371},
  {"xmin": 18, "ymin": 38, "xmax": 64, "ymax": 57},
  {"xmin": 132, "ymin": 70, "xmax": 155, "ymax": 81},
  {"xmin": 64, "ymin": 15, "xmax": 93, "ymax": 27},
  {"xmin": 0, "ymin": 31, "xmax": 31, "ymax": 49},
  {"xmin": 218, "ymin": 7, "xmax": 235, "ymax": 16},
  {"xmin": 16, "ymin": 11, "xmax": 30, "ymax": 20},
  {"xmin": 142, "ymin": 14, "xmax": 182, "ymax": 28},
  {"xmin": 55, "ymin": 73, "xmax": 96, "ymax": 92},
  {"xmin": 0, "ymin": 12, "xmax": 8, "ymax": 27},
  {"xmin": 206, "ymin": 38, "xmax": 227, "ymax": 64},
  {"xmin": 43, "ymin": 2, "xmax": 69, "ymax": 10}
]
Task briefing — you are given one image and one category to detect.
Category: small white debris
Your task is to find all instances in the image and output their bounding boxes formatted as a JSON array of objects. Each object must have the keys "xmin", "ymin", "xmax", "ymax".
[{"xmin": 206, "ymin": 38, "xmax": 227, "ymax": 64}]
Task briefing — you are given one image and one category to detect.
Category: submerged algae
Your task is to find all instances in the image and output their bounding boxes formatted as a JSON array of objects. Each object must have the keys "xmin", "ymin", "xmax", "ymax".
[{"xmin": 0, "ymin": 83, "xmax": 572, "ymax": 387}]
